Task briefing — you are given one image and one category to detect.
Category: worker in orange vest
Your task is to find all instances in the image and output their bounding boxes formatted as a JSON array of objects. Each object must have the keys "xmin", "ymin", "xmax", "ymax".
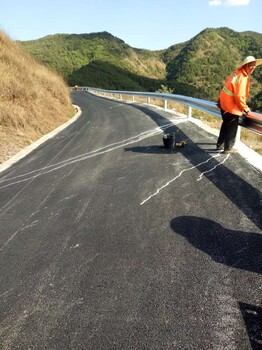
[{"xmin": 217, "ymin": 56, "xmax": 262, "ymax": 154}]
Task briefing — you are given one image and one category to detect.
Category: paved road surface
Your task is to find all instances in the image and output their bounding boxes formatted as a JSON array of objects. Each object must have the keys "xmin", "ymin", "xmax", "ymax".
[{"xmin": 0, "ymin": 92, "xmax": 261, "ymax": 349}]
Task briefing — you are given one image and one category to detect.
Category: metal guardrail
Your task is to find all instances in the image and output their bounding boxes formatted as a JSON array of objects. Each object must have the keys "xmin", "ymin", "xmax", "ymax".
[{"xmin": 71, "ymin": 86, "xmax": 262, "ymax": 135}]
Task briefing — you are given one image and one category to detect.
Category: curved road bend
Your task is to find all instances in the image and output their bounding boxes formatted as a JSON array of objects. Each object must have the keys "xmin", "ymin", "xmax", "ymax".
[{"xmin": 0, "ymin": 91, "xmax": 261, "ymax": 349}]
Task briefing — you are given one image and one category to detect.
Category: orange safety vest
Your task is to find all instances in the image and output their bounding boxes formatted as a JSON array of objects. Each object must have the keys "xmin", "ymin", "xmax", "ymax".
[{"xmin": 219, "ymin": 67, "xmax": 250, "ymax": 116}]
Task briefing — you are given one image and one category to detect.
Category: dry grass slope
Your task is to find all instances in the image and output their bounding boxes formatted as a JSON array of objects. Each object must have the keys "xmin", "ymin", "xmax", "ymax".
[{"xmin": 0, "ymin": 31, "xmax": 75, "ymax": 164}]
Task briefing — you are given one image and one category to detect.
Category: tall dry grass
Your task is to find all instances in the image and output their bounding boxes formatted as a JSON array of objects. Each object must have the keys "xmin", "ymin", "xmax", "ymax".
[{"xmin": 0, "ymin": 31, "xmax": 75, "ymax": 163}]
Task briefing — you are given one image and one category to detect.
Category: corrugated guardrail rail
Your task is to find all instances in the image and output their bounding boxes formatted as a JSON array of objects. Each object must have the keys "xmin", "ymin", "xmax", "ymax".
[{"xmin": 72, "ymin": 86, "xmax": 262, "ymax": 135}]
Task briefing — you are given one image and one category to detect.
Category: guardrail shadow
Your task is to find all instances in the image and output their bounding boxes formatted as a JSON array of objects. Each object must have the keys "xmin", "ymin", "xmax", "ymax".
[
  {"xmin": 81, "ymin": 93, "xmax": 261, "ymax": 231},
  {"xmin": 125, "ymin": 145, "xmax": 177, "ymax": 154},
  {"xmin": 127, "ymin": 103, "xmax": 262, "ymax": 232},
  {"xmin": 87, "ymin": 89, "xmax": 262, "ymax": 346},
  {"xmin": 170, "ymin": 216, "xmax": 262, "ymax": 274}
]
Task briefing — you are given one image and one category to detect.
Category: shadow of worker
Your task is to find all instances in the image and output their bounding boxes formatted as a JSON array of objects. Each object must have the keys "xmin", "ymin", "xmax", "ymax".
[
  {"xmin": 170, "ymin": 216, "xmax": 262, "ymax": 274},
  {"xmin": 239, "ymin": 302, "xmax": 262, "ymax": 350}
]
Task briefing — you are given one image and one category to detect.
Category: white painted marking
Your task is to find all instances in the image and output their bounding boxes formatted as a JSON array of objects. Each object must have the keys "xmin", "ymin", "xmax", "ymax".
[
  {"xmin": 109, "ymin": 103, "xmax": 125, "ymax": 109},
  {"xmin": 21, "ymin": 220, "xmax": 39, "ymax": 230},
  {"xmin": 140, "ymin": 153, "xmax": 226, "ymax": 205},
  {"xmin": 59, "ymin": 195, "xmax": 76, "ymax": 202},
  {"xmin": 0, "ymin": 187, "xmax": 56, "ymax": 251},
  {"xmin": 75, "ymin": 199, "xmax": 91, "ymax": 223},
  {"xmin": 197, "ymin": 154, "xmax": 229, "ymax": 181},
  {"xmin": 0, "ymin": 130, "xmax": 83, "ymax": 216},
  {"xmin": 70, "ymin": 244, "xmax": 80, "ymax": 249},
  {"xmin": 0, "ymin": 288, "xmax": 13, "ymax": 299},
  {"xmin": 0, "ymin": 123, "xmax": 173, "ymax": 191}
]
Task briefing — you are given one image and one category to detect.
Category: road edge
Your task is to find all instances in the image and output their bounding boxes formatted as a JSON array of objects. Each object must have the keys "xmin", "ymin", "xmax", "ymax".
[{"xmin": 0, "ymin": 105, "xmax": 82, "ymax": 174}]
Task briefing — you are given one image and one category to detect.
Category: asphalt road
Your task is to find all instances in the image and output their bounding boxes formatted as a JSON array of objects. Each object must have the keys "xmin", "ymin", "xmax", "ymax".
[{"xmin": 0, "ymin": 91, "xmax": 261, "ymax": 350}]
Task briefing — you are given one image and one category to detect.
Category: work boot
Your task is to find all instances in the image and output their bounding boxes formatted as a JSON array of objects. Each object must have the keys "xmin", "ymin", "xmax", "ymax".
[
  {"xmin": 216, "ymin": 143, "xmax": 224, "ymax": 150},
  {"xmin": 223, "ymin": 149, "xmax": 238, "ymax": 154}
]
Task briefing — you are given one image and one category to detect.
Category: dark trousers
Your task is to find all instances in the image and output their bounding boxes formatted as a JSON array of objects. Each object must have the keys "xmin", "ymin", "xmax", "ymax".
[{"xmin": 217, "ymin": 110, "xmax": 239, "ymax": 150}]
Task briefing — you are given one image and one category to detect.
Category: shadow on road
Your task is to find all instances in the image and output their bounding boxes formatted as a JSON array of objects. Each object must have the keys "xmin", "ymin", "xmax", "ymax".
[
  {"xmin": 78, "ymin": 94, "xmax": 261, "ymax": 231},
  {"xmin": 239, "ymin": 302, "xmax": 262, "ymax": 350},
  {"xmin": 128, "ymin": 103, "xmax": 262, "ymax": 231},
  {"xmin": 170, "ymin": 216, "xmax": 262, "ymax": 274},
  {"xmin": 125, "ymin": 145, "xmax": 179, "ymax": 154}
]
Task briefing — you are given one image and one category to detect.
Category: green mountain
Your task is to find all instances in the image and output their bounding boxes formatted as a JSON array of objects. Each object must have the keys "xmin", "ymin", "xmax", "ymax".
[
  {"xmin": 164, "ymin": 27, "xmax": 262, "ymax": 103},
  {"xmin": 18, "ymin": 28, "xmax": 262, "ymax": 111},
  {"xmin": 19, "ymin": 31, "xmax": 166, "ymax": 92}
]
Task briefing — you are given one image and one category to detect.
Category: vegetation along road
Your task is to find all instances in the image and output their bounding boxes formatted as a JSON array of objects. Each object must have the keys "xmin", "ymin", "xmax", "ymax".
[{"xmin": 0, "ymin": 91, "xmax": 261, "ymax": 349}]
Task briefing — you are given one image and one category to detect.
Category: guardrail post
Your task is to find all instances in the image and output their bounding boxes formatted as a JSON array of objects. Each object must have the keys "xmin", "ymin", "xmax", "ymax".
[
  {"xmin": 82, "ymin": 88, "xmax": 261, "ymax": 136},
  {"xmin": 235, "ymin": 126, "xmax": 241, "ymax": 148},
  {"xmin": 187, "ymin": 106, "xmax": 192, "ymax": 119},
  {"xmin": 147, "ymin": 97, "xmax": 151, "ymax": 105}
]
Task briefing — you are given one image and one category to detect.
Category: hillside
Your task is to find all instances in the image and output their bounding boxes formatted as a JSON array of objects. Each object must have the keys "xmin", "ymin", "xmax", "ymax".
[
  {"xmin": 0, "ymin": 31, "xmax": 75, "ymax": 164},
  {"xmin": 165, "ymin": 27, "xmax": 262, "ymax": 106},
  {"xmin": 19, "ymin": 28, "xmax": 262, "ymax": 111},
  {"xmin": 19, "ymin": 32, "xmax": 166, "ymax": 92}
]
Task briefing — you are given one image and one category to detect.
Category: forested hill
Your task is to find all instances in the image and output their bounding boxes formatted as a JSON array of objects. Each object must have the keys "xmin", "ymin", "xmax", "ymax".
[
  {"xmin": 19, "ymin": 31, "xmax": 166, "ymax": 92},
  {"xmin": 19, "ymin": 27, "xmax": 262, "ymax": 111},
  {"xmin": 163, "ymin": 27, "xmax": 262, "ymax": 108}
]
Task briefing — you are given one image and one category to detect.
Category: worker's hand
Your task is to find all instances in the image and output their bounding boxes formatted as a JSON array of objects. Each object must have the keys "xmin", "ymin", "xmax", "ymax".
[{"xmin": 243, "ymin": 107, "xmax": 250, "ymax": 116}]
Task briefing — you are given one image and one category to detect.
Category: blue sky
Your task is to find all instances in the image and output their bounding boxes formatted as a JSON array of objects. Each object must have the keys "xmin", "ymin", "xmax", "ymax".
[{"xmin": 0, "ymin": 0, "xmax": 261, "ymax": 50}]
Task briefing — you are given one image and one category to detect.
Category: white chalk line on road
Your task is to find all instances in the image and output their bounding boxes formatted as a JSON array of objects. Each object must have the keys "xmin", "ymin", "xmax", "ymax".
[
  {"xmin": 0, "ymin": 187, "xmax": 56, "ymax": 251},
  {"xmin": 0, "ymin": 123, "xmax": 176, "ymax": 250},
  {"xmin": 197, "ymin": 154, "xmax": 229, "ymax": 181},
  {"xmin": 140, "ymin": 152, "xmax": 229, "ymax": 205},
  {"xmin": 0, "ymin": 123, "xmax": 174, "ymax": 191},
  {"xmin": 0, "ymin": 123, "xmax": 86, "ymax": 217}
]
